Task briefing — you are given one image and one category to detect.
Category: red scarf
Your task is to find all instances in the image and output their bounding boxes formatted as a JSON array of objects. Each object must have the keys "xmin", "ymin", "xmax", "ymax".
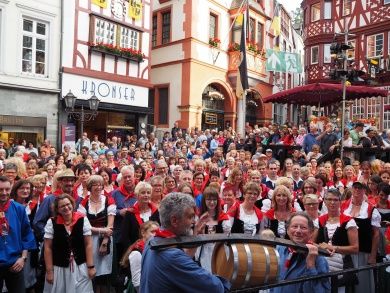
[
  {"xmin": 155, "ymin": 228, "xmax": 176, "ymax": 238},
  {"xmin": 132, "ymin": 202, "xmax": 158, "ymax": 226},
  {"xmin": 133, "ymin": 239, "xmax": 145, "ymax": 252},
  {"xmin": 56, "ymin": 211, "xmax": 84, "ymax": 232},
  {"xmin": 285, "ymin": 240, "xmax": 313, "ymax": 268},
  {"xmin": 0, "ymin": 199, "xmax": 11, "ymax": 236},
  {"xmin": 118, "ymin": 184, "xmax": 135, "ymax": 201}
]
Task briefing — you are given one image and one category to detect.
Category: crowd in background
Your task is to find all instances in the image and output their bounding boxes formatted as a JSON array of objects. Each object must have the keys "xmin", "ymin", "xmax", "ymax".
[{"xmin": 0, "ymin": 120, "xmax": 390, "ymax": 293}]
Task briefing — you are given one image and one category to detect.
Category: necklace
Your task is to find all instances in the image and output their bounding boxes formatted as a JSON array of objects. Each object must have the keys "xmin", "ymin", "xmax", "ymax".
[{"xmin": 90, "ymin": 197, "xmax": 101, "ymax": 204}]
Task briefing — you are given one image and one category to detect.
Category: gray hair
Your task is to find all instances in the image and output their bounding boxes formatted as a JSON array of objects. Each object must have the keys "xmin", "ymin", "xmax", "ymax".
[
  {"xmin": 134, "ymin": 181, "xmax": 152, "ymax": 196},
  {"xmin": 120, "ymin": 165, "xmax": 134, "ymax": 175},
  {"xmin": 159, "ymin": 192, "xmax": 195, "ymax": 229},
  {"xmin": 149, "ymin": 175, "xmax": 164, "ymax": 186}
]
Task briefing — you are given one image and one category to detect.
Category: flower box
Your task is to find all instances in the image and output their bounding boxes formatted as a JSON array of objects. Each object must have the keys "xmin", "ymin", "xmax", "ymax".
[{"xmin": 89, "ymin": 43, "xmax": 145, "ymax": 62}]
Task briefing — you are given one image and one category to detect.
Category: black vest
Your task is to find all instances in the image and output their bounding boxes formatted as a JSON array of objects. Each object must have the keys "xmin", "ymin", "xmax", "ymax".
[
  {"xmin": 266, "ymin": 218, "xmax": 290, "ymax": 240},
  {"xmin": 354, "ymin": 216, "xmax": 373, "ymax": 253},
  {"xmin": 52, "ymin": 217, "xmax": 87, "ymax": 267},
  {"xmin": 316, "ymin": 221, "xmax": 349, "ymax": 246}
]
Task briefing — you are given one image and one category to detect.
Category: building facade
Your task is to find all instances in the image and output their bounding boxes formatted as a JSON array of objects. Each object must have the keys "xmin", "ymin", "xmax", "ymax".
[
  {"xmin": 150, "ymin": 0, "xmax": 279, "ymax": 134},
  {"xmin": 60, "ymin": 0, "xmax": 153, "ymax": 144},
  {"xmin": 301, "ymin": 0, "xmax": 390, "ymax": 129},
  {"xmin": 271, "ymin": 4, "xmax": 305, "ymax": 126},
  {"xmin": 0, "ymin": 0, "xmax": 61, "ymax": 146}
]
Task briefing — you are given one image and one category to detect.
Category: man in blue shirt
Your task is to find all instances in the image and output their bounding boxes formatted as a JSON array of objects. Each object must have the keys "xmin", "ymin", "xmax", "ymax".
[
  {"xmin": 302, "ymin": 124, "xmax": 320, "ymax": 154},
  {"xmin": 141, "ymin": 193, "xmax": 230, "ymax": 293},
  {"xmin": 272, "ymin": 212, "xmax": 330, "ymax": 293}
]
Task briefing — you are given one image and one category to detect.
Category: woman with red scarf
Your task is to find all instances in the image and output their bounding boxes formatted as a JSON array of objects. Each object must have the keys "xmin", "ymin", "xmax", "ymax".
[
  {"xmin": 77, "ymin": 175, "xmax": 116, "ymax": 293},
  {"xmin": 120, "ymin": 182, "xmax": 160, "ymax": 250},
  {"xmin": 263, "ymin": 185, "xmax": 295, "ymax": 239},
  {"xmin": 315, "ymin": 189, "xmax": 359, "ymax": 291},
  {"xmin": 195, "ymin": 186, "xmax": 231, "ymax": 271},
  {"xmin": 228, "ymin": 181, "xmax": 263, "ymax": 235},
  {"xmin": 120, "ymin": 221, "xmax": 159, "ymax": 292},
  {"xmin": 97, "ymin": 167, "xmax": 116, "ymax": 196},
  {"xmin": 43, "ymin": 194, "xmax": 95, "ymax": 293},
  {"xmin": 10, "ymin": 180, "xmax": 39, "ymax": 292}
]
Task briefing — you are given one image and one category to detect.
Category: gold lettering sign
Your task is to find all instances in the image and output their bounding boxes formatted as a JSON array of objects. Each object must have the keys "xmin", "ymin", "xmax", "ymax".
[
  {"xmin": 129, "ymin": 0, "xmax": 142, "ymax": 20},
  {"xmin": 205, "ymin": 113, "xmax": 217, "ymax": 125},
  {"xmin": 92, "ymin": 0, "xmax": 108, "ymax": 9}
]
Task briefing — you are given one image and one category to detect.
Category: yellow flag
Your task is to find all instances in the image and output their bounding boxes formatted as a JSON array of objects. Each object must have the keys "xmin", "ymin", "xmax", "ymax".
[
  {"xmin": 92, "ymin": 0, "xmax": 107, "ymax": 9},
  {"xmin": 270, "ymin": 16, "xmax": 281, "ymax": 36},
  {"xmin": 129, "ymin": 0, "xmax": 143, "ymax": 20}
]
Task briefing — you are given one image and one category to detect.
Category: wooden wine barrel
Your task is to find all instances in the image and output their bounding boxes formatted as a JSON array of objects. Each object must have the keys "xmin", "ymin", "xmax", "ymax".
[{"xmin": 211, "ymin": 242, "xmax": 279, "ymax": 289}]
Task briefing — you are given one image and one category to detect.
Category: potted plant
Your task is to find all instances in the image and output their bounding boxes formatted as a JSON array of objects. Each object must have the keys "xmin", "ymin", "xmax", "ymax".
[{"xmin": 209, "ymin": 37, "xmax": 221, "ymax": 48}]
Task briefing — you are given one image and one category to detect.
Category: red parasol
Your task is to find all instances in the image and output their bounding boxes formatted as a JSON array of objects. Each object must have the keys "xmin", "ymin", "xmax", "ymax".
[{"xmin": 263, "ymin": 83, "xmax": 388, "ymax": 106}]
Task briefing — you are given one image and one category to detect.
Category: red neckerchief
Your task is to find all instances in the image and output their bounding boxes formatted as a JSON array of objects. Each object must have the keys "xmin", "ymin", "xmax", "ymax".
[
  {"xmin": 133, "ymin": 239, "xmax": 145, "ymax": 252},
  {"xmin": 218, "ymin": 211, "xmax": 230, "ymax": 222},
  {"xmin": 132, "ymin": 202, "xmax": 157, "ymax": 226},
  {"xmin": 155, "ymin": 228, "xmax": 176, "ymax": 238},
  {"xmin": 39, "ymin": 191, "xmax": 45, "ymax": 204},
  {"xmin": 0, "ymin": 199, "xmax": 11, "ymax": 236},
  {"xmin": 319, "ymin": 213, "xmax": 352, "ymax": 227},
  {"xmin": 53, "ymin": 188, "xmax": 63, "ymax": 197},
  {"xmin": 56, "ymin": 211, "xmax": 84, "ymax": 232},
  {"xmin": 119, "ymin": 184, "xmax": 135, "ymax": 201},
  {"xmin": 285, "ymin": 240, "xmax": 313, "ymax": 268},
  {"xmin": 28, "ymin": 200, "xmax": 38, "ymax": 213}
]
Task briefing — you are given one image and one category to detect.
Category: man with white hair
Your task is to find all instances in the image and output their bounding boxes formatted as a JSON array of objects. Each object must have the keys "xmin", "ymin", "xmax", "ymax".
[{"xmin": 140, "ymin": 193, "xmax": 230, "ymax": 292}]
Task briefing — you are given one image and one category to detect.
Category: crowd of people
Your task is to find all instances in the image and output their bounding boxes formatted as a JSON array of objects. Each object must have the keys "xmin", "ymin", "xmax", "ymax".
[{"xmin": 0, "ymin": 120, "xmax": 390, "ymax": 293}]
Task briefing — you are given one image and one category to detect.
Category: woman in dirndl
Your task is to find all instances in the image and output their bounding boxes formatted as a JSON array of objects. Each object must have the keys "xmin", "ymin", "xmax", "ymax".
[
  {"xmin": 78, "ymin": 175, "xmax": 116, "ymax": 293},
  {"xmin": 43, "ymin": 194, "xmax": 95, "ymax": 293}
]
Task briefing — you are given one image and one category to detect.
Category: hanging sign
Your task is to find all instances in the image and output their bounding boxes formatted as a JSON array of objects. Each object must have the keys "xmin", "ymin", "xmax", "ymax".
[
  {"xmin": 129, "ymin": 0, "xmax": 142, "ymax": 20},
  {"xmin": 92, "ymin": 0, "xmax": 108, "ymax": 9}
]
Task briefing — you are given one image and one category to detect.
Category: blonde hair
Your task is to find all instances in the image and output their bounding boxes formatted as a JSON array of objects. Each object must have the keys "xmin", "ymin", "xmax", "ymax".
[
  {"xmin": 302, "ymin": 194, "xmax": 319, "ymax": 204},
  {"xmin": 134, "ymin": 181, "xmax": 152, "ymax": 196},
  {"xmin": 120, "ymin": 221, "xmax": 159, "ymax": 268},
  {"xmin": 275, "ymin": 177, "xmax": 293, "ymax": 190},
  {"xmin": 371, "ymin": 159, "xmax": 382, "ymax": 175},
  {"xmin": 271, "ymin": 185, "xmax": 293, "ymax": 210},
  {"xmin": 5, "ymin": 157, "xmax": 26, "ymax": 178}
]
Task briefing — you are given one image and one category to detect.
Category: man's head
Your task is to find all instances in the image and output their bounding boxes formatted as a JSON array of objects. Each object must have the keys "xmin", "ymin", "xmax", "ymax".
[
  {"xmin": 355, "ymin": 122, "xmax": 364, "ymax": 131},
  {"xmin": 267, "ymin": 161, "xmax": 278, "ymax": 179},
  {"xmin": 0, "ymin": 176, "xmax": 11, "ymax": 205},
  {"xmin": 159, "ymin": 192, "xmax": 196, "ymax": 236},
  {"xmin": 58, "ymin": 169, "xmax": 76, "ymax": 194},
  {"xmin": 121, "ymin": 166, "xmax": 135, "ymax": 189}
]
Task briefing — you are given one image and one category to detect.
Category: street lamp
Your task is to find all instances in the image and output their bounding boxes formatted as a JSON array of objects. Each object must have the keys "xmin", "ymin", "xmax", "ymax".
[{"xmin": 63, "ymin": 90, "xmax": 100, "ymax": 150}]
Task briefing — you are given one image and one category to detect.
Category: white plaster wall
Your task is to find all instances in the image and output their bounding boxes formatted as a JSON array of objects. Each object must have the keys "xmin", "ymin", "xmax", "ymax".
[
  {"xmin": 0, "ymin": 0, "xmax": 61, "ymax": 89},
  {"xmin": 151, "ymin": 64, "xmax": 182, "ymax": 125}
]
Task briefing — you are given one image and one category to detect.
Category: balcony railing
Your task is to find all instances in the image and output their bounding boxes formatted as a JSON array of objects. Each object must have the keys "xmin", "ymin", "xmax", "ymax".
[{"xmin": 228, "ymin": 51, "xmax": 266, "ymax": 76}]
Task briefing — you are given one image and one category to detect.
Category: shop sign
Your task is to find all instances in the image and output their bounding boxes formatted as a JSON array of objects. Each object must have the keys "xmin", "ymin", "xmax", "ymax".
[
  {"xmin": 205, "ymin": 113, "xmax": 218, "ymax": 125},
  {"xmin": 0, "ymin": 115, "xmax": 46, "ymax": 127},
  {"xmin": 62, "ymin": 73, "xmax": 148, "ymax": 108}
]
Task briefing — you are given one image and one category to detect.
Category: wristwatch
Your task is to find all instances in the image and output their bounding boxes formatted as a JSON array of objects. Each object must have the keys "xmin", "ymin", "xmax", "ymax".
[
  {"xmin": 87, "ymin": 265, "xmax": 95, "ymax": 269},
  {"xmin": 21, "ymin": 256, "xmax": 27, "ymax": 262}
]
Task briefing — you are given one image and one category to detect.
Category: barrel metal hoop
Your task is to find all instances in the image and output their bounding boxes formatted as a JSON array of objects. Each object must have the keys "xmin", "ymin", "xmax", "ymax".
[
  {"xmin": 242, "ymin": 243, "xmax": 252, "ymax": 288},
  {"xmin": 274, "ymin": 247, "xmax": 280, "ymax": 279},
  {"xmin": 263, "ymin": 246, "xmax": 271, "ymax": 284},
  {"xmin": 231, "ymin": 244, "xmax": 239, "ymax": 283}
]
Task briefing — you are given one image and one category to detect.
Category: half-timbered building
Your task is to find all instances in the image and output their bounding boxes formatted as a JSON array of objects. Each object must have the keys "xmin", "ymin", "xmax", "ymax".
[{"xmin": 302, "ymin": 0, "xmax": 390, "ymax": 130}]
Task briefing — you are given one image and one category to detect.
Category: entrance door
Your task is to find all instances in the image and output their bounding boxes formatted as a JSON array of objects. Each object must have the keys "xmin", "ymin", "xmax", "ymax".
[{"xmin": 202, "ymin": 84, "xmax": 225, "ymax": 131}]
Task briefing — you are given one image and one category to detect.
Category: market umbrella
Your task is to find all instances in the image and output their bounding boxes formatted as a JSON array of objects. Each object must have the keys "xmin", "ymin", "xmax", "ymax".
[{"xmin": 263, "ymin": 83, "xmax": 388, "ymax": 106}]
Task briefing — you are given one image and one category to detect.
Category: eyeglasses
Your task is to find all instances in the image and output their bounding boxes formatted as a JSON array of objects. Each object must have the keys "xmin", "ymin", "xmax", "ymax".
[{"xmin": 325, "ymin": 198, "xmax": 339, "ymax": 203}]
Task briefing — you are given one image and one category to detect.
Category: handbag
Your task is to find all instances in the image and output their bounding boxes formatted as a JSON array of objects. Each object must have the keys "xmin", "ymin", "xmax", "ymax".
[
  {"xmin": 98, "ymin": 237, "xmax": 111, "ymax": 255},
  {"xmin": 323, "ymin": 226, "xmax": 359, "ymax": 287}
]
